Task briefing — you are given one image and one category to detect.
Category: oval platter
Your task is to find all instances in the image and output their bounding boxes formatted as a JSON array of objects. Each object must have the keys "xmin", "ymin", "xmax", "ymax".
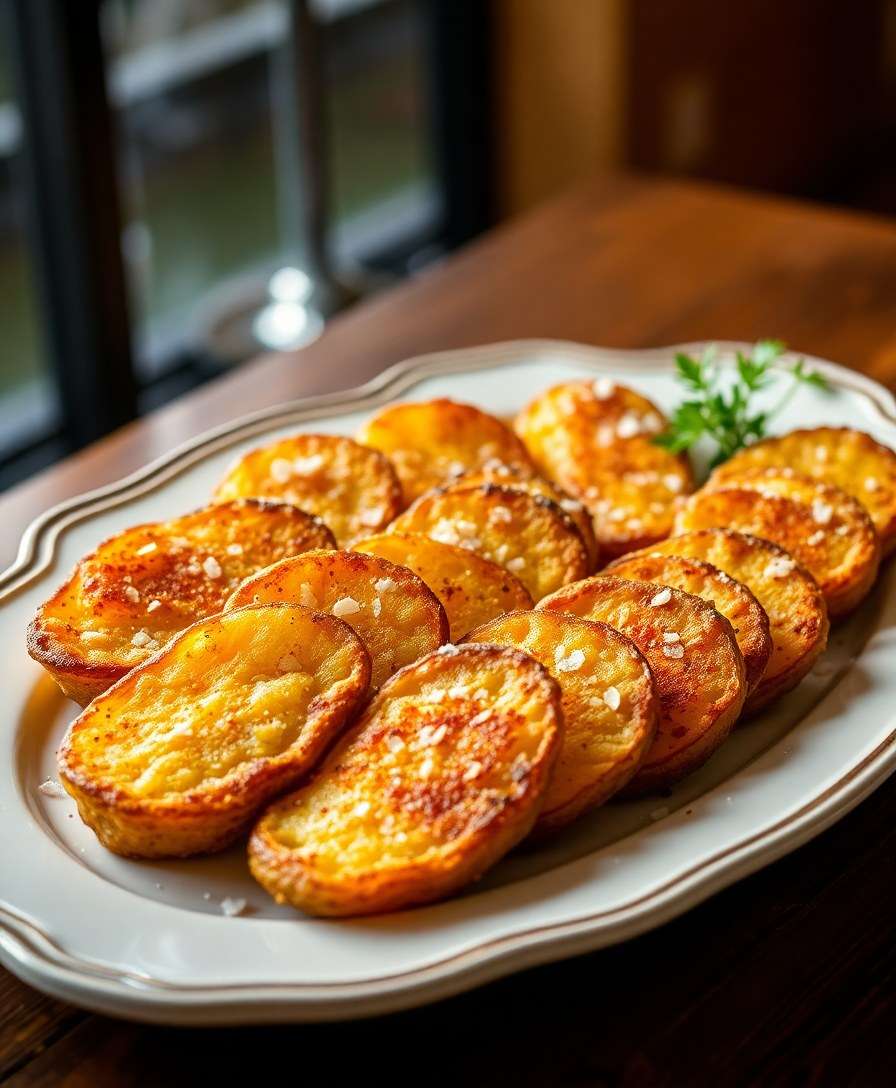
[{"xmin": 1, "ymin": 340, "xmax": 895, "ymax": 1024}]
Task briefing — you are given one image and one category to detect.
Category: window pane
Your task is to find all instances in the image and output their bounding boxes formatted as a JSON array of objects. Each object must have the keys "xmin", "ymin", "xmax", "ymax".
[{"xmin": 0, "ymin": 35, "xmax": 58, "ymax": 462}]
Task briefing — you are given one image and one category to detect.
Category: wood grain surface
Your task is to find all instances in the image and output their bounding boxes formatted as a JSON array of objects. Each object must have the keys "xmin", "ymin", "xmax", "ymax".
[{"xmin": 2, "ymin": 173, "xmax": 895, "ymax": 1086}]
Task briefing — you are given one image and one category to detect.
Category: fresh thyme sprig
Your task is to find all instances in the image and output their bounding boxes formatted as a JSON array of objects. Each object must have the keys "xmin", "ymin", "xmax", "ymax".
[{"xmin": 654, "ymin": 340, "xmax": 830, "ymax": 468}]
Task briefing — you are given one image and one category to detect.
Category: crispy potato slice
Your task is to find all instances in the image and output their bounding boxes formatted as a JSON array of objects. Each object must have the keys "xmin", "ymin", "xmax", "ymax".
[
  {"xmin": 355, "ymin": 398, "xmax": 534, "ymax": 505},
  {"xmin": 225, "ymin": 549, "xmax": 448, "ymax": 687},
  {"xmin": 707, "ymin": 426, "xmax": 896, "ymax": 555},
  {"xmin": 388, "ymin": 484, "xmax": 589, "ymax": 600},
  {"xmin": 445, "ymin": 464, "xmax": 600, "ymax": 570},
  {"xmin": 514, "ymin": 380, "xmax": 694, "ymax": 559},
  {"xmin": 353, "ymin": 531, "xmax": 532, "ymax": 641},
  {"xmin": 678, "ymin": 470, "xmax": 880, "ymax": 618},
  {"xmin": 635, "ymin": 530, "xmax": 829, "ymax": 714},
  {"xmin": 212, "ymin": 432, "xmax": 402, "ymax": 544},
  {"xmin": 248, "ymin": 643, "xmax": 563, "ymax": 916},
  {"xmin": 539, "ymin": 575, "xmax": 746, "ymax": 794},
  {"xmin": 464, "ymin": 611, "xmax": 657, "ymax": 832},
  {"xmin": 58, "ymin": 605, "xmax": 371, "ymax": 859},
  {"xmin": 605, "ymin": 552, "xmax": 772, "ymax": 696},
  {"xmin": 27, "ymin": 500, "xmax": 336, "ymax": 706}
]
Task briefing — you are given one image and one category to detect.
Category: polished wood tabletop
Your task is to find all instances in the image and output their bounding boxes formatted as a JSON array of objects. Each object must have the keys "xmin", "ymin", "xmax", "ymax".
[{"xmin": 3, "ymin": 174, "xmax": 896, "ymax": 1086}]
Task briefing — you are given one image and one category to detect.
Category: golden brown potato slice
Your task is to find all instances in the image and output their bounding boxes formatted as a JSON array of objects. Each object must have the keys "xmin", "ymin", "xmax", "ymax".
[
  {"xmin": 605, "ymin": 552, "xmax": 772, "ymax": 696},
  {"xmin": 212, "ymin": 432, "xmax": 402, "ymax": 544},
  {"xmin": 707, "ymin": 426, "xmax": 896, "ymax": 556},
  {"xmin": 539, "ymin": 575, "xmax": 745, "ymax": 794},
  {"xmin": 353, "ymin": 531, "xmax": 532, "ymax": 641},
  {"xmin": 678, "ymin": 471, "xmax": 880, "ymax": 618},
  {"xmin": 248, "ymin": 643, "xmax": 563, "ymax": 916},
  {"xmin": 225, "ymin": 549, "xmax": 448, "ymax": 687},
  {"xmin": 642, "ymin": 530, "xmax": 828, "ymax": 714},
  {"xmin": 464, "ymin": 611, "xmax": 657, "ymax": 832},
  {"xmin": 27, "ymin": 501, "xmax": 336, "ymax": 706},
  {"xmin": 58, "ymin": 605, "xmax": 371, "ymax": 859},
  {"xmin": 388, "ymin": 484, "xmax": 589, "ymax": 600},
  {"xmin": 514, "ymin": 379, "xmax": 694, "ymax": 559},
  {"xmin": 355, "ymin": 398, "xmax": 534, "ymax": 505},
  {"xmin": 445, "ymin": 464, "xmax": 600, "ymax": 570}
]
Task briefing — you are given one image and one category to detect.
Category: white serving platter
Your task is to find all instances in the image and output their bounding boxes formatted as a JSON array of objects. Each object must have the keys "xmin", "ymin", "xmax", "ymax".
[{"xmin": 1, "ymin": 340, "xmax": 895, "ymax": 1025}]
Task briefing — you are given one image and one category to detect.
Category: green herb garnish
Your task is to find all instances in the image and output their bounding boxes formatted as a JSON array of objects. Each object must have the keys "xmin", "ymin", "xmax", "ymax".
[{"xmin": 655, "ymin": 340, "xmax": 830, "ymax": 468}]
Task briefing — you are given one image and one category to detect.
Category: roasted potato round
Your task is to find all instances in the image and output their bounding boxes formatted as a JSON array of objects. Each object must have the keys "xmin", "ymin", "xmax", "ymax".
[
  {"xmin": 605, "ymin": 552, "xmax": 772, "ymax": 695},
  {"xmin": 464, "ymin": 611, "xmax": 657, "ymax": 833},
  {"xmin": 641, "ymin": 529, "xmax": 829, "ymax": 714},
  {"xmin": 248, "ymin": 643, "xmax": 563, "ymax": 916},
  {"xmin": 58, "ymin": 605, "xmax": 371, "ymax": 859},
  {"xmin": 212, "ymin": 433, "xmax": 402, "ymax": 544},
  {"xmin": 539, "ymin": 575, "xmax": 746, "ymax": 794},
  {"xmin": 679, "ymin": 471, "xmax": 880, "ymax": 618},
  {"xmin": 446, "ymin": 464, "xmax": 600, "ymax": 570},
  {"xmin": 27, "ymin": 500, "xmax": 336, "ymax": 706},
  {"xmin": 388, "ymin": 483, "xmax": 589, "ymax": 600},
  {"xmin": 707, "ymin": 426, "xmax": 896, "ymax": 555},
  {"xmin": 225, "ymin": 549, "xmax": 448, "ymax": 687},
  {"xmin": 514, "ymin": 380, "xmax": 694, "ymax": 559},
  {"xmin": 353, "ymin": 531, "xmax": 533, "ymax": 641},
  {"xmin": 355, "ymin": 398, "xmax": 534, "ymax": 505}
]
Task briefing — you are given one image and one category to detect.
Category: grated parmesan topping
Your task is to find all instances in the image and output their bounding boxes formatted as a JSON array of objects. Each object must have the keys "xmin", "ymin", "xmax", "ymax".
[
  {"xmin": 663, "ymin": 474, "xmax": 684, "ymax": 493},
  {"xmin": 473, "ymin": 687, "xmax": 489, "ymax": 700},
  {"xmin": 80, "ymin": 630, "xmax": 104, "ymax": 643},
  {"xmin": 131, "ymin": 629, "xmax": 156, "ymax": 648},
  {"xmin": 463, "ymin": 760, "xmax": 483, "ymax": 781},
  {"xmin": 419, "ymin": 757, "xmax": 434, "ymax": 779},
  {"xmin": 807, "ymin": 529, "xmax": 825, "ymax": 546},
  {"xmin": 353, "ymin": 800, "xmax": 371, "ymax": 817},
  {"xmin": 124, "ymin": 585, "xmax": 140, "ymax": 603},
  {"xmin": 469, "ymin": 709, "xmax": 492, "ymax": 726},
  {"xmin": 649, "ymin": 587, "xmax": 672, "ymax": 607},
  {"xmin": 662, "ymin": 631, "xmax": 680, "ymax": 643},
  {"xmin": 292, "ymin": 454, "xmax": 325, "ymax": 475},
  {"xmin": 332, "ymin": 596, "xmax": 361, "ymax": 618},
  {"xmin": 371, "ymin": 597, "xmax": 382, "ymax": 618},
  {"xmin": 386, "ymin": 734, "xmax": 405, "ymax": 754},
  {"xmin": 490, "ymin": 505, "xmax": 512, "ymax": 524},
  {"xmin": 136, "ymin": 541, "xmax": 157, "ymax": 555},
  {"xmin": 226, "ymin": 543, "xmax": 243, "ymax": 556},
  {"xmin": 592, "ymin": 376, "xmax": 616, "ymax": 399},
  {"xmin": 506, "ymin": 556, "xmax": 526, "ymax": 573},
  {"xmin": 147, "ymin": 599, "xmax": 162, "ymax": 613},
  {"xmin": 662, "ymin": 643, "xmax": 685, "ymax": 659}
]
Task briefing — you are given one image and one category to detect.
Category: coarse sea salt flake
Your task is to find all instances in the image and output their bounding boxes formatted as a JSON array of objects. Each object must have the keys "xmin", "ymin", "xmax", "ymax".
[
  {"xmin": 220, "ymin": 897, "xmax": 247, "ymax": 917},
  {"xmin": 292, "ymin": 454, "xmax": 325, "ymax": 475},
  {"xmin": 269, "ymin": 457, "xmax": 293, "ymax": 484},
  {"xmin": 386, "ymin": 734, "xmax": 405, "ymax": 754},
  {"xmin": 865, "ymin": 477, "xmax": 879, "ymax": 492},
  {"xmin": 807, "ymin": 529, "xmax": 825, "ymax": 546},
  {"xmin": 278, "ymin": 654, "xmax": 300, "ymax": 672},
  {"xmin": 136, "ymin": 541, "xmax": 157, "ymax": 555},
  {"xmin": 202, "ymin": 556, "xmax": 222, "ymax": 579},
  {"xmin": 147, "ymin": 599, "xmax": 162, "ymax": 613},
  {"xmin": 374, "ymin": 577, "xmax": 397, "ymax": 593},
  {"xmin": 811, "ymin": 500, "xmax": 833, "ymax": 525},
  {"xmin": 463, "ymin": 760, "xmax": 483, "ymax": 781},
  {"xmin": 556, "ymin": 649, "xmax": 586, "ymax": 673},
  {"xmin": 662, "ymin": 631, "xmax": 680, "ymax": 643},
  {"xmin": 38, "ymin": 778, "xmax": 66, "ymax": 799},
  {"xmin": 298, "ymin": 583, "xmax": 318, "ymax": 608},
  {"xmin": 226, "ymin": 543, "xmax": 243, "ymax": 556},
  {"xmin": 603, "ymin": 686, "xmax": 621, "ymax": 710},
  {"xmin": 359, "ymin": 506, "xmax": 385, "ymax": 527},
  {"xmin": 764, "ymin": 556, "xmax": 795, "ymax": 578},
  {"xmin": 124, "ymin": 585, "xmax": 140, "ymax": 603},
  {"xmin": 80, "ymin": 630, "xmax": 104, "ymax": 643},
  {"xmin": 131, "ymin": 629, "xmax": 155, "ymax": 648},
  {"xmin": 650, "ymin": 587, "xmax": 672, "ymax": 607},
  {"xmin": 491, "ymin": 505, "xmax": 512, "ymax": 524},
  {"xmin": 663, "ymin": 474, "xmax": 683, "ymax": 493},
  {"xmin": 353, "ymin": 800, "xmax": 371, "ymax": 817},
  {"xmin": 662, "ymin": 643, "xmax": 685, "ymax": 659},
  {"xmin": 592, "ymin": 377, "xmax": 616, "ymax": 399},
  {"xmin": 469, "ymin": 709, "xmax": 492, "ymax": 726},
  {"xmin": 332, "ymin": 596, "xmax": 361, "ymax": 617},
  {"xmin": 371, "ymin": 597, "xmax": 382, "ymax": 618},
  {"xmin": 506, "ymin": 556, "xmax": 526, "ymax": 573}
]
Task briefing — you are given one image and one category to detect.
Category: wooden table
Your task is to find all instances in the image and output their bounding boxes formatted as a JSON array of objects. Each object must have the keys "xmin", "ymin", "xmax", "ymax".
[{"xmin": 3, "ymin": 174, "xmax": 896, "ymax": 1086}]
